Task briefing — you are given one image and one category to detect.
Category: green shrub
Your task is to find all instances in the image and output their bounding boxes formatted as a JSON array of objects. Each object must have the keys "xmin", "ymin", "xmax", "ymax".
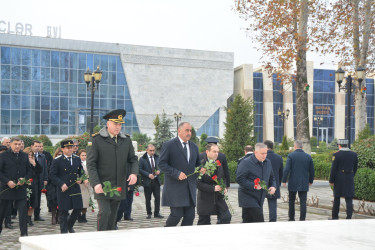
[
  {"xmin": 17, "ymin": 135, "xmax": 34, "ymax": 148},
  {"xmin": 313, "ymin": 161, "xmax": 331, "ymax": 180},
  {"xmin": 199, "ymin": 133, "xmax": 208, "ymax": 153},
  {"xmin": 328, "ymin": 138, "xmax": 338, "ymax": 150},
  {"xmin": 354, "ymin": 168, "xmax": 375, "ymax": 201},
  {"xmin": 38, "ymin": 134, "xmax": 52, "ymax": 146},
  {"xmin": 43, "ymin": 146, "xmax": 55, "ymax": 155},
  {"xmin": 310, "ymin": 136, "xmax": 317, "ymax": 148},
  {"xmin": 280, "ymin": 136, "xmax": 289, "ymax": 150},
  {"xmin": 228, "ymin": 161, "xmax": 238, "ymax": 183},
  {"xmin": 318, "ymin": 141, "xmax": 327, "ymax": 150},
  {"xmin": 352, "ymin": 135, "xmax": 375, "ymax": 169},
  {"xmin": 357, "ymin": 123, "xmax": 373, "ymax": 141}
]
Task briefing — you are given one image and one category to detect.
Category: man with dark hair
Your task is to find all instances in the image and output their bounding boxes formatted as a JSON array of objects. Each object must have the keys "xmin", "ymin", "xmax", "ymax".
[
  {"xmin": 282, "ymin": 140, "xmax": 315, "ymax": 221},
  {"xmin": 263, "ymin": 140, "xmax": 283, "ymax": 222},
  {"xmin": 72, "ymin": 140, "xmax": 79, "ymax": 155},
  {"xmin": 87, "ymin": 109, "xmax": 138, "ymax": 231},
  {"xmin": 236, "ymin": 143, "xmax": 276, "ymax": 223},
  {"xmin": 31, "ymin": 140, "xmax": 48, "ymax": 221},
  {"xmin": 0, "ymin": 137, "xmax": 31, "ymax": 237},
  {"xmin": 159, "ymin": 122, "xmax": 201, "ymax": 227},
  {"xmin": 238, "ymin": 145, "xmax": 254, "ymax": 164},
  {"xmin": 50, "ymin": 140, "xmax": 83, "ymax": 233},
  {"xmin": 139, "ymin": 144, "xmax": 163, "ymax": 219},
  {"xmin": 329, "ymin": 139, "xmax": 358, "ymax": 220}
]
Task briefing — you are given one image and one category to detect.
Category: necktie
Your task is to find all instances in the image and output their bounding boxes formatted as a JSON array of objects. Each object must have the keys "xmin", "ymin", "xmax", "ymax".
[
  {"xmin": 183, "ymin": 142, "xmax": 188, "ymax": 160},
  {"xmin": 113, "ymin": 136, "xmax": 117, "ymax": 143},
  {"xmin": 68, "ymin": 157, "xmax": 72, "ymax": 165},
  {"xmin": 151, "ymin": 156, "xmax": 155, "ymax": 173}
]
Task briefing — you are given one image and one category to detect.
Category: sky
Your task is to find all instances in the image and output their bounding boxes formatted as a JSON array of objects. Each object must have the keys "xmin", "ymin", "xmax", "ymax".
[{"xmin": 1, "ymin": 0, "xmax": 335, "ymax": 69}]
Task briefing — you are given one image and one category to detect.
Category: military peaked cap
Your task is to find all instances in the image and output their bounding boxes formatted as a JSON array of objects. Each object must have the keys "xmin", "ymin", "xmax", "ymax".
[
  {"xmin": 103, "ymin": 109, "xmax": 126, "ymax": 123},
  {"xmin": 61, "ymin": 140, "xmax": 74, "ymax": 148},
  {"xmin": 205, "ymin": 137, "xmax": 219, "ymax": 144}
]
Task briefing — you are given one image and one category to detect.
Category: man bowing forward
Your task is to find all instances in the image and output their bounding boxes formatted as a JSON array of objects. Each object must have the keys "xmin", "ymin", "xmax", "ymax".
[{"xmin": 159, "ymin": 122, "xmax": 201, "ymax": 226}]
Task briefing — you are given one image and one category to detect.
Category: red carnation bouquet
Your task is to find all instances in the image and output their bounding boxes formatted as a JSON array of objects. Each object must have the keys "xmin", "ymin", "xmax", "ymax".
[
  {"xmin": 102, "ymin": 181, "xmax": 122, "ymax": 197},
  {"xmin": 211, "ymin": 174, "xmax": 234, "ymax": 214},
  {"xmin": 254, "ymin": 178, "xmax": 273, "ymax": 195}
]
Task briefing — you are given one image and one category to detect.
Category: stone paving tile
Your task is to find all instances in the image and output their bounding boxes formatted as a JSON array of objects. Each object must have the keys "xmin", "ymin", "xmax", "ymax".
[{"xmin": 1, "ymin": 184, "xmax": 373, "ymax": 249}]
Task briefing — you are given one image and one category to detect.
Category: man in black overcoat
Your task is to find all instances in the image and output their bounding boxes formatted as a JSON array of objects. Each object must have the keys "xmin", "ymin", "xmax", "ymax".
[
  {"xmin": 329, "ymin": 139, "xmax": 358, "ymax": 219},
  {"xmin": 139, "ymin": 144, "xmax": 163, "ymax": 219},
  {"xmin": 0, "ymin": 137, "xmax": 31, "ymax": 237},
  {"xmin": 50, "ymin": 140, "xmax": 83, "ymax": 234},
  {"xmin": 264, "ymin": 140, "xmax": 283, "ymax": 222},
  {"xmin": 159, "ymin": 122, "xmax": 201, "ymax": 226}
]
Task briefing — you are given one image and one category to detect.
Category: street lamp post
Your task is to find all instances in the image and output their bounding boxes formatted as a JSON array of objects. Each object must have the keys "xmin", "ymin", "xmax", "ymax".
[
  {"xmin": 173, "ymin": 112, "xmax": 182, "ymax": 133},
  {"xmin": 335, "ymin": 66, "xmax": 365, "ymax": 148},
  {"xmin": 277, "ymin": 107, "xmax": 290, "ymax": 138},
  {"xmin": 314, "ymin": 116, "xmax": 324, "ymax": 146},
  {"xmin": 84, "ymin": 66, "xmax": 103, "ymax": 135}
]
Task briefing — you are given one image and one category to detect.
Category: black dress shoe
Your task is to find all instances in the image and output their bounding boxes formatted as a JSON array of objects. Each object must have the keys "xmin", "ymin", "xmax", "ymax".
[
  {"xmin": 11, "ymin": 215, "xmax": 17, "ymax": 219},
  {"xmin": 21, "ymin": 233, "xmax": 28, "ymax": 237},
  {"xmin": 124, "ymin": 217, "xmax": 134, "ymax": 221},
  {"xmin": 34, "ymin": 217, "xmax": 45, "ymax": 221},
  {"xmin": 68, "ymin": 228, "xmax": 75, "ymax": 233},
  {"xmin": 5, "ymin": 223, "xmax": 14, "ymax": 229},
  {"xmin": 146, "ymin": 215, "xmax": 152, "ymax": 219},
  {"xmin": 154, "ymin": 214, "xmax": 164, "ymax": 218}
]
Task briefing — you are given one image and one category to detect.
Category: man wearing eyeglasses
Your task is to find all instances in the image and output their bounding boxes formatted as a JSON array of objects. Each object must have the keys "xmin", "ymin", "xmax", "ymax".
[{"xmin": 72, "ymin": 140, "xmax": 79, "ymax": 156}]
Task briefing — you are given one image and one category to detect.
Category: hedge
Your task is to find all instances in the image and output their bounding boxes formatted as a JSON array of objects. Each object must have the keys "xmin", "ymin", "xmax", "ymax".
[{"xmin": 354, "ymin": 168, "xmax": 375, "ymax": 201}]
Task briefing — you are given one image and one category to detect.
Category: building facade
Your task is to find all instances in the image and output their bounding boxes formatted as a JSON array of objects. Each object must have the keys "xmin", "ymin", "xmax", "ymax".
[
  {"xmin": 234, "ymin": 63, "xmax": 375, "ymax": 144},
  {"xmin": 0, "ymin": 34, "xmax": 233, "ymax": 140}
]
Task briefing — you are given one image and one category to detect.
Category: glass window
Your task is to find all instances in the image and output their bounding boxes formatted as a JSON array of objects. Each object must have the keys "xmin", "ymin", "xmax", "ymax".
[
  {"xmin": 86, "ymin": 54, "xmax": 93, "ymax": 71},
  {"xmin": 41, "ymin": 125, "xmax": 50, "ymax": 134},
  {"xmin": 31, "ymin": 96, "xmax": 40, "ymax": 110},
  {"xmin": 100, "ymin": 55, "xmax": 108, "ymax": 71},
  {"xmin": 41, "ymin": 82, "xmax": 50, "ymax": 95},
  {"xmin": 11, "ymin": 125, "xmax": 21, "ymax": 134},
  {"xmin": 21, "ymin": 125, "xmax": 30, "ymax": 135},
  {"xmin": 94, "ymin": 55, "xmax": 100, "ymax": 70},
  {"xmin": 11, "ymin": 109, "xmax": 21, "ymax": 124},
  {"xmin": 32, "ymin": 67, "xmax": 41, "ymax": 81},
  {"xmin": 41, "ymin": 50, "xmax": 50, "ymax": 67},
  {"xmin": 31, "ymin": 111, "xmax": 40, "ymax": 124},
  {"xmin": 41, "ymin": 111, "xmax": 50, "ymax": 124},
  {"xmin": 22, "ymin": 49, "xmax": 31, "ymax": 66},
  {"xmin": 60, "ymin": 68, "xmax": 69, "ymax": 82},
  {"xmin": 60, "ymin": 97, "xmax": 68, "ymax": 110},
  {"xmin": 1, "ymin": 65, "xmax": 11, "ymax": 79},
  {"xmin": 1, "ymin": 80, "xmax": 10, "ymax": 94},
  {"xmin": 117, "ymin": 73, "xmax": 125, "ymax": 85},
  {"xmin": 78, "ymin": 53, "xmax": 86, "ymax": 69},
  {"xmin": 117, "ymin": 86, "xmax": 125, "ymax": 99},
  {"xmin": 60, "ymin": 125, "xmax": 68, "ymax": 135},
  {"xmin": 11, "ymin": 48, "xmax": 21, "ymax": 65},
  {"xmin": 117, "ymin": 100, "xmax": 124, "ymax": 109},
  {"xmin": 11, "ymin": 66, "xmax": 21, "ymax": 80},
  {"xmin": 70, "ymin": 53, "xmax": 78, "ymax": 69},
  {"xmin": 124, "ymin": 85, "xmax": 131, "ymax": 99},
  {"xmin": 60, "ymin": 112, "xmax": 68, "ymax": 124},
  {"xmin": 69, "ymin": 97, "xmax": 77, "ymax": 109},
  {"xmin": 109, "ymin": 56, "xmax": 116, "ymax": 71},
  {"xmin": 32, "ymin": 81, "xmax": 40, "ymax": 95},
  {"xmin": 11, "ymin": 95, "xmax": 21, "ymax": 109},
  {"xmin": 1, "ymin": 94, "xmax": 10, "ymax": 108},
  {"xmin": 99, "ymin": 85, "xmax": 108, "ymax": 98},
  {"xmin": 108, "ymin": 72, "xmax": 116, "ymax": 85},
  {"xmin": 125, "ymin": 100, "xmax": 134, "ymax": 112},
  {"xmin": 41, "ymin": 68, "xmax": 51, "ymax": 81},
  {"xmin": 41, "ymin": 96, "xmax": 50, "ymax": 110},
  {"xmin": 60, "ymin": 52, "xmax": 69, "ymax": 68},
  {"xmin": 21, "ymin": 81, "xmax": 31, "ymax": 95},
  {"xmin": 51, "ymin": 82, "xmax": 59, "ymax": 96},
  {"xmin": 51, "ymin": 111, "xmax": 59, "ymax": 124},
  {"xmin": 1, "ymin": 47, "xmax": 11, "ymax": 64},
  {"xmin": 11, "ymin": 80, "xmax": 21, "ymax": 94},
  {"xmin": 51, "ymin": 51, "xmax": 59, "ymax": 67},
  {"xmin": 69, "ymin": 83, "xmax": 77, "ymax": 96},
  {"xmin": 69, "ymin": 69, "xmax": 77, "ymax": 83},
  {"xmin": 1, "ymin": 109, "xmax": 10, "ymax": 124},
  {"xmin": 78, "ymin": 98, "xmax": 86, "ymax": 107},
  {"xmin": 60, "ymin": 82, "xmax": 68, "ymax": 96},
  {"xmin": 32, "ymin": 50, "xmax": 40, "ymax": 66},
  {"xmin": 100, "ymin": 72, "xmax": 108, "ymax": 85},
  {"xmin": 22, "ymin": 110, "xmax": 31, "ymax": 124},
  {"xmin": 21, "ymin": 95, "xmax": 30, "ymax": 109},
  {"xmin": 51, "ymin": 125, "xmax": 59, "ymax": 135},
  {"xmin": 51, "ymin": 96, "xmax": 59, "ymax": 109},
  {"xmin": 117, "ymin": 57, "xmax": 123, "ymax": 72},
  {"xmin": 51, "ymin": 68, "xmax": 59, "ymax": 82},
  {"xmin": 77, "ymin": 84, "xmax": 86, "ymax": 97},
  {"xmin": 22, "ymin": 66, "xmax": 31, "ymax": 80}
]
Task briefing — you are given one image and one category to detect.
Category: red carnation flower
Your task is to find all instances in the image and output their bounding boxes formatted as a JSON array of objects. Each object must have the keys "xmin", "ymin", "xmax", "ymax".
[
  {"xmin": 56, "ymin": 206, "xmax": 59, "ymax": 209},
  {"xmin": 29, "ymin": 178, "xmax": 33, "ymax": 183},
  {"xmin": 135, "ymin": 192, "xmax": 140, "ymax": 197},
  {"xmin": 117, "ymin": 187, "xmax": 122, "ymax": 192},
  {"xmin": 212, "ymin": 175, "xmax": 218, "ymax": 181},
  {"xmin": 254, "ymin": 178, "xmax": 260, "ymax": 186},
  {"xmin": 92, "ymin": 209, "xmax": 95, "ymax": 212},
  {"xmin": 215, "ymin": 160, "xmax": 221, "ymax": 166},
  {"xmin": 41, "ymin": 189, "xmax": 47, "ymax": 194}
]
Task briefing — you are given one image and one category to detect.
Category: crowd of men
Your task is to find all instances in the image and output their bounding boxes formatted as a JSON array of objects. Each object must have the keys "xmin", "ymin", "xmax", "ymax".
[{"xmin": 0, "ymin": 108, "xmax": 359, "ymax": 237}]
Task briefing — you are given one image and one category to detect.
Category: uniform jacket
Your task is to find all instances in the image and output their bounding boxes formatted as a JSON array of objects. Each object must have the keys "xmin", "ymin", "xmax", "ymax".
[
  {"xmin": 0, "ymin": 149, "xmax": 32, "ymax": 200},
  {"xmin": 236, "ymin": 154, "xmax": 276, "ymax": 208},
  {"xmin": 282, "ymin": 149, "xmax": 315, "ymax": 192},
  {"xmin": 266, "ymin": 150, "xmax": 283, "ymax": 199},
  {"xmin": 49, "ymin": 154, "xmax": 83, "ymax": 211},
  {"xmin": 197, "ymin": 160, "xmax": 228, "ymax": 215},
  {"xmin": 139, "ymin": 152, "xmax": 161, "ymax": 187},
  {"xmin": 329, "ymin": 148, "xmax": 358, "ymax": 198},
  {"xmin": 86, "ymin": 127, "xmax": 139, "ymax": 200},
  {"xmin": 158, "ymin": 137, "xmax": 200, "ymax": 207},
  {"xmin": 237, "ymin": 152, "xmax": 253, "ymax": 165},
  {"xmin": 199, "ymin": 152, "xmax": 230, "ymax": 187}
]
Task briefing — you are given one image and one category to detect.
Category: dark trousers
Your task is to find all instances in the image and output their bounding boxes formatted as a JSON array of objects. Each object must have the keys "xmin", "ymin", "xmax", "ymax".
[
  {"xmin": 4, "ymin": 202, "xmax": 12, "ymax": 225},
  {"xmin": 289, "ymin": 191, "xmax": 307, "ymax": 221},
  {"xmin": 97, "ymin": 199, "xmax": 121, "ymax": 231},
  {"xmin": 59, "ymin": 209, "xmax": 81, "ymax": 234},
  {"xmin": 198, "ymin": 207, "xmax": 231, "ymax": 225},
  {"xmin": 242, "ymin": 207, "xmax": 264, "ymax": 223},
  {"xmin": 165, "ymin": 206, "xmax": 195, "ymax": 227},
  {"xmin": 34, "ymin": 177, "xmax": 42, "ymax": 219},
  {"xmin": 116, "ymin": 189, "xmax": 134, "ymax": 221},
  {"xmin": 267, "ymin": 197, "xmax": 277, "ymax": 222},
  {"xmin": 332, "ymin": 196, "xmax": 353, "ymax": 219},
  {"xmin": 0, "ymin": 199, "xmax": 27, "ymax": 235},
  {"xmin": 144, "ymin": 181, "xmax": 161, "ymax": 215}
]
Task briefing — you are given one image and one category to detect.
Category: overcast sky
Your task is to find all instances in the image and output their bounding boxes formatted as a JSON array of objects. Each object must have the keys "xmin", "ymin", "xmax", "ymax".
[{"xmin": 2, "ymin": 0, "xmax": 335, "ymax": 69}]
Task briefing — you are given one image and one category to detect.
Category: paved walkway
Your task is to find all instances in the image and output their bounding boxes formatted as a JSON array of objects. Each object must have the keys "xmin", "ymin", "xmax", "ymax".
[{"xmin": 1, "ymin": 182, "xmax": 374, "ymax": 249}]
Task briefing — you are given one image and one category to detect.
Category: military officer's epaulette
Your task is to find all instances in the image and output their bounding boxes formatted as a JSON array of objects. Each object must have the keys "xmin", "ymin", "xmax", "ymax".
[
  {"xmin": 91, "ymin": 132, "xmax": 100, "ymax": 137},
  {"xmin": 125, "ymin": 133, "xmax": 130, "ymax": 137},
  {"xmin": 55, "ymin": 155, "xmax": 63, "ymax": 159}
]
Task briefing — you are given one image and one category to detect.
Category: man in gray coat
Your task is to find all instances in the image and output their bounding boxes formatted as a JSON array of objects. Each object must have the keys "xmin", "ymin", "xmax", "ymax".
[
  {"xmin": 87, "ymin": 109, "xmax": 138, "ymax": 231},
  {"xmin": 282, "ymin": 140, "xmax": 315, "ymax": 221},
  {"xmin": 158, "ymin": 122, "xmax": 201, "ymax": 226}
]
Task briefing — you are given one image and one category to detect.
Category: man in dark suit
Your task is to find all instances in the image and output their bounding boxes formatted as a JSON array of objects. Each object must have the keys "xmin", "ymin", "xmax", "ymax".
[
  {"xmin": 237, "ymin": 145, "xmax": 254, "ymax": 164},
  {"xmin": 236, "ymin": 143, "xmax": 276, "ymax": 223},
  {"xmin": 50, "ymin": 140, "xmax": 83, "ymax": 234},
  {"xmin": 0, "ymin": 137, "xmax": 31, "ymax": 237},
  {"xmin": 139, "ymin": 144, "xmax": 163, "ymax": 219},
  {"xmin": 329, "ymin": 139, "xmax": 358, "ymax": 220},
  {"xmin": 264, "ymin": 140, "xmax": 283, "ymax": 222},
  {"xmin": 159, "ymin": 122, "xmax": 201, "ymax": 227},
  {"xmin": 282, "ymin": 140, "xmax": 314, "ymax": 221},
  {"xmin": 31, "ymin": 140, "xmax": 48, "ymax": 221}
]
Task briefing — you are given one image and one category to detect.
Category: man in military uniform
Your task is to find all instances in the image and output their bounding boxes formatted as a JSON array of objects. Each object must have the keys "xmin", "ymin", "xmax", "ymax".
[
  {"xmin": 0, "ymin": 137, "xmax": 31, "ymax": 237},
  {"xmin": 237, "ymin": 145, "xmax": 254, "ymax": 164},
  {"xmin": 87, "ymin": 109, "xmax": 138, "ymax": 231},
  {"xmin": 50, "ymin": 140, "xmax": 83, "ymax": 234},
  {"xmin": 329, "ymin": 139, "xmax": 358, "ymax": 220}
]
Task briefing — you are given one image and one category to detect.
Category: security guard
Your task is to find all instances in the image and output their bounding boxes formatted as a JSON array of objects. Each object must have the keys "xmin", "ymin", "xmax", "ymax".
[
  {"xmin": 87, "ymin": 109, "xmax": 138, "ymax": 231},
  {"xmin": 50, "ymin": 140, "xmax": 83, "ymax": 233},
  {"xmin": 329, "ymin": 139, "xmax": 358, "ymax": 219}
]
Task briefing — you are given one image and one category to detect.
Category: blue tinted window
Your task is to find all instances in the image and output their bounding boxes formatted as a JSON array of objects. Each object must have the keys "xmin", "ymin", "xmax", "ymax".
[
  {"xmin": 109, "ymin": 56, "xmax": 116, "ymax": 71},
  {"xmin": 32, "ymin": 67, "xmax": 41, "ymax": 81},
  {"xmin": 51, "ymin": 111, "xmax": 59, "ymax": 124},
  {"xmin": 11, "ymin": 48, "xmax": 21, "ymax": 65},
  {"xmin": 10, "ymin": 80, "xmax": 21, "ymax": 94},
  {"xmin": 41, "ymin": 111, "xmax": 50, "ymax": 125},
  {"xmin": 51, "ymin": 82, "xmax": 59, "ymax": 96},
  {"xmin": 22, "ymin": 66, "xmax": 31, "ymax": 80},
  {"xmin": 51, "ymin": 96, "xmax": 59, "ymax": 109},
  {"xmin": 70, "ymin": 53, "xmax": 78, "ymax": 69},
  {"xmin": 1, "ymin": 65, "xmax": 10, "ymax": 79},
  {"xmin": 22, "ymin": 49, "xmax": 31, "ymax": 66},
  {"xmin": 41, "ymin": 96, "xmax": 50, "ymax": 110},
  {"xmin": 11, "ymin": 66, "xmax": 21, "ymax": 80},
  {"xmin": 60, "ymin": 68, "xmax": 69, "ymax": 82},
  {"xmin": 21, "ymin": 96, "xmax": 30, "ymax": 109},
  {"xmin": 1, "ymin": 94, "xmax": 10, "ymax": 108},
  {"xmin": 31, "ymin": 96, "xmax": 40, "ymax": 109},
  {"xmin": 32, "ymin": 50, "xmax": 40, "ymax": 66},
  {"xmin": 60, "ymin": 112, "xmax": 68, "ymax": 124},
  {"xmin": 60, "ymin": 52, "xmax": 69, "ymax": 68},
  {"xmin": 1, "ymin": 47, "xmax": 10, "ymax": 64},
  {"xmin": 41, "ymin": 50, "xmax": 50, "ymax": 67},
  {"xmin": 86, "ymin": 54, "xmax": 93, "ymax": 71},
  {"xmin": 78, "ymin": 53, "xmax": 86, "ymax": 69},
  {"xmin": 21, "ymin": 81, "xmax": 31, "ymax": 95},
  {"xmin": 51, "ymin": 68, "xmax": 59, "ymax": 82},
  {"xmin": 41, "ymin": 68, "xmax": 51, "ymax": 81},
  {"xmin": 51, "ymin": 51, "xmax": 59, "ymax": 67},
  {"xmin": 117, "ymin": 73, "xmax": 125, "ymax": 85},
  {"xmin": 100, "ymin": 55, "xmax": 108, "ymax": 71},
  {"xmin": 32, "ymin": 81, "xmax": 40, "ymax": 95},
  {"xmin": 60, "ymin": 97, "xmax": 68, "ymax": 110}
]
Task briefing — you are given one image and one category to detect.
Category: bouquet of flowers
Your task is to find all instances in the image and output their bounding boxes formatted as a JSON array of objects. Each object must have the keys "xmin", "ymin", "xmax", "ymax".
[
  {"xmin": 211, "ymin": 175, "xmax": 234, "ymax": 214},
  {"xmin": 16, "ymin": 178, "xmax": 33, "ymax": 189},
  {"xmin": 102, "ymin": 181, "xmax": 122, "ymax": 197},
  {"xmin": 254, "ymin": 178, "xmax": 274, "ymax": 195},
  {"xmin": 187, "ymin": 159, "xmax": 222, "ymax": 179}
]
